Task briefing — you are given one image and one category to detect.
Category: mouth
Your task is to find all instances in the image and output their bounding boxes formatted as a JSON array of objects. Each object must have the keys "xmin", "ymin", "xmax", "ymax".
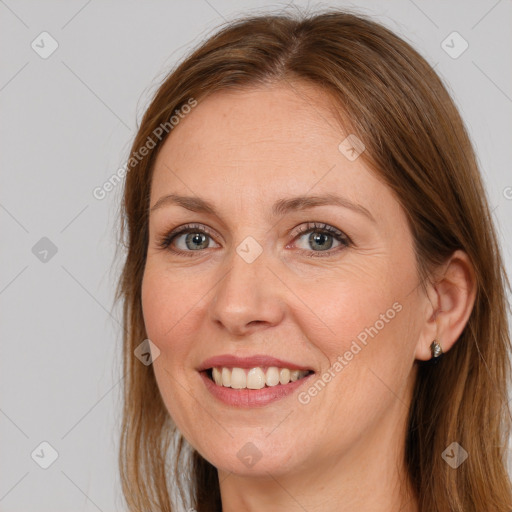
[
  {"xmin": 203, "ymin": 366, "xmax": 315, "ymax": 390},
  {"xmin": 197, "ymin": 354, "xmax": 316, "ymax": 407}
]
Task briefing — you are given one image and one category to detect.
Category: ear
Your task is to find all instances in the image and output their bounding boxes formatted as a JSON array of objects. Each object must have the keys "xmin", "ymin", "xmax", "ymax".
[{"xmin": 415, "ymin": 250, "xmax": 477, "ymax": 361}]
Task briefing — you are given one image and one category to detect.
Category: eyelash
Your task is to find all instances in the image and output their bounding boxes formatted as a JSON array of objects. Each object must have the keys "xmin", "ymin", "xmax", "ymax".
[{"xmin": 156, "ymin": 222, "xmax": 352, "ymax": 258}]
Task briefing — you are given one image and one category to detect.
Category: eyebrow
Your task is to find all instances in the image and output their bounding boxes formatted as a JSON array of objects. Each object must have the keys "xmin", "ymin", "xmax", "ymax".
[{"xmin": 149, "ymin": 193, "xmax": 375, "ymax": 222}]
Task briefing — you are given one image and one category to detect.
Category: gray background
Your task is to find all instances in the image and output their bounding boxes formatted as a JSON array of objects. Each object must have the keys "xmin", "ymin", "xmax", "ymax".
[{"xmin": 1, "ymin": 0, "xmax": 511, "ymax": 510}]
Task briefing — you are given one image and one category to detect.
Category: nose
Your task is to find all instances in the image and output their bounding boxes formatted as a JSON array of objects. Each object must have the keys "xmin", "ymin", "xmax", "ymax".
[{"xmin": 208, "ymin": 243, "xmax": 285, "ymax": 336}]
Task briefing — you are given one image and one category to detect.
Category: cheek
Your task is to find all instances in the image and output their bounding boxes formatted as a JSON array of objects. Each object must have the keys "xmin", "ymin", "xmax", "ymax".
[
  {"xmin": 141, "ymin": 264, "xmax": 196, "ymax": 343},
  {"xmin": 141, "ymin": 270, "xmax": 170, "ymax": 344},
  {"xmin": 140, "ymin": 266, "xmax": 198, "ymax": 391},
  {"xmin": 292, "ymin": 260, "xmax": 418, "ymax": 410},
  {"xmin": 290, "ymin": 263, "xmax": 397, "ymax": 358},
  {"xmin": 141, "ymin": 266, "xmax": 204, "ymax": 438}
]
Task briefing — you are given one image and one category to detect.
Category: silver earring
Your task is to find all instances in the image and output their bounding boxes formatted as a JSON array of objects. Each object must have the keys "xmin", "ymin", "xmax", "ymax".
[{"xmin": 430, "ymin": 340, "xmax": 443, "ymax": 360}]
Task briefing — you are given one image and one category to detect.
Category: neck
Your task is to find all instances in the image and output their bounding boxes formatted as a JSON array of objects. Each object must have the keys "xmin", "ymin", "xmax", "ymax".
[{"xmin": 218, "ymin": 451, "xmax": 418, "ymax": 512}]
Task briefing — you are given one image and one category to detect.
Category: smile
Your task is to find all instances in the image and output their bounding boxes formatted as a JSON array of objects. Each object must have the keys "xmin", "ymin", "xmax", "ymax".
[
  {"xmin": 200, "ymin": 367, "xmax": 315, "ymax": 408},
  {"xmin": 208, "ymin": 366, "xmax": 313, "ymax": 389}
]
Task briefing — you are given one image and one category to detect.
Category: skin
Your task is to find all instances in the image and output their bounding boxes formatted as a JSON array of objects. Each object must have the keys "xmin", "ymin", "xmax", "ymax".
[{"xmin": 141, "ymin": 82, "xmax": 476, "ymax": 512}]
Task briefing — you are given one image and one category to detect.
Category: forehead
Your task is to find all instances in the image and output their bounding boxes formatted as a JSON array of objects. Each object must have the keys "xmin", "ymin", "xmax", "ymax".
[
  {"xmin": 150, "ymin": 82, "xmax": 399, "ymax": 226},
  {"xmin": 157, "ymin": 84, "xmax": 347, "ymax": 180}
]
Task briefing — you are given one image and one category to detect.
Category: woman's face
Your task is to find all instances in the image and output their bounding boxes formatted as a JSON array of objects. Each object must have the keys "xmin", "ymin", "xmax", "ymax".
[{"xmin": 141, "ymin": 82, "xmax": 427, "ymax": 478}]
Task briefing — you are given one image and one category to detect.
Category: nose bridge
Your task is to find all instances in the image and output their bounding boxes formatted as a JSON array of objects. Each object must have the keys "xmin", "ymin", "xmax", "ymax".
[{"xmin": 209, "ymin": 237, "xmax": 284, "ymax": 333}]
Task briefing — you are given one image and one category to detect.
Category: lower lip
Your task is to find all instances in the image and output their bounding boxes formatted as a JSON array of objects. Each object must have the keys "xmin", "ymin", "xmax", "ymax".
[{"xmin": 199, "ymin": 371, "xmax": 314, "ymax": 408}]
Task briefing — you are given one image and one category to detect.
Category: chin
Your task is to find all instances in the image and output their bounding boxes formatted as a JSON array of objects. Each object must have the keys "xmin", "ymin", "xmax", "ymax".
[{"xmin": 196, "ymin": 436, "xmax": 306, "ymax": 477}]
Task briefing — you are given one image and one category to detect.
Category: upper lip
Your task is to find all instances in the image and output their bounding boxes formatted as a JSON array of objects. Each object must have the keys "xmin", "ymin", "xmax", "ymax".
[{"xmin": 197, "ymin": 354, "xmax": 314, "ymax": 372}]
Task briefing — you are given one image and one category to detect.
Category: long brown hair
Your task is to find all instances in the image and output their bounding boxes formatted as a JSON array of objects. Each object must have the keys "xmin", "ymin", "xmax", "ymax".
[{"xmin": 114, "ymin": 8, "xmax": 512, "ymax": 511}]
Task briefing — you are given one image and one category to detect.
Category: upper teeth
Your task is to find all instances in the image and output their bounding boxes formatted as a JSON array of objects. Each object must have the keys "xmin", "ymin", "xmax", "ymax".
[{"xmin": 211, "ymin": 367, "xmax": 310, "ymax": 389}]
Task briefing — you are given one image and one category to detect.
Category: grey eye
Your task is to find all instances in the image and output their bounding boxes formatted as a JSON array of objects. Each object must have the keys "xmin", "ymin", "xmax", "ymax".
[
  {"xmin": 295, "ymin": 231, "xmax": 341, "ymax": 252},
  {"xmin": 177, "ymin": 232, "xmax": 212, "ymax": 251}
]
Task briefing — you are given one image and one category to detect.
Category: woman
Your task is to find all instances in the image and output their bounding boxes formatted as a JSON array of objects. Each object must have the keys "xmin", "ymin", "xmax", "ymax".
[{"xmin": 115, "ymin": 8, "xmax": 512, "ymax": 512}]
